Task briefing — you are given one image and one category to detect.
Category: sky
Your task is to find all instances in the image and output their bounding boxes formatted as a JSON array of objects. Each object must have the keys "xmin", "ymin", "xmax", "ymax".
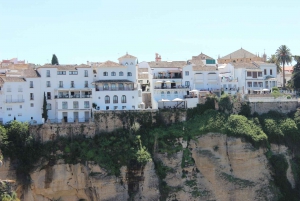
[{"xmin": 0, "ymin": 0, "xmax": 299, "ymax": 65}]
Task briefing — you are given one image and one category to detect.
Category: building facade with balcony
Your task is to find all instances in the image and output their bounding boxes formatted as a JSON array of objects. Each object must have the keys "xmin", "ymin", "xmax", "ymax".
[
  {"xmin": 92, "ymin": 54, "xmax": 143, "ymax": 111},
  {"xmin": 0, "ymin": 68, "xmax": 42, "ymax": 124},
  {"xmin": 37, "ymin": 64, "xmax": 94, "ymax": 123}
]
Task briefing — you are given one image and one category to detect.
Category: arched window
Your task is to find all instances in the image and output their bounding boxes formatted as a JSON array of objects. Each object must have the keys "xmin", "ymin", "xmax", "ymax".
[
  {"xmin": 161, "ymin": 91, "xmax": 165, "ymax": 97},
  {"xmin": 103, "ymin": 83, "xmax": 109, "ymax": 90},
  {"xmin": 174, "ymin": 91, "xmax": 178, "ymax": 97},
  {"xmin": 167, "ymin": 91, "xmax": 170, "ymax": 97},
  {"xmin": 119, "ymin": 83, "xmax": 124, "ymax": 90},
  {"xmin": 127, "ymin": 72, "xmax": 132, "ymax": 76},
  {"xmin": 105, "ymin": 96, "xmax": 110, "ymax": 104},
  {"xmin": 111, "ymin": 83, "xmax": 116, "ymax": 90},
  {"xmin": 111, "ymin": 72, "xmax": 116, "ymax": 76},
  {"xmin": 113, "ymin": 95, "xmax": 118, "ymax": 103},
  {"xmin": 119, "ymin": 71, "xmax": 124, "ymax": 76},
  {"xmin": 130, "ymin": 62, "xmax": 133, "ymax": 65},
  {"xmin": 125, "ymin": 62, "xmax": 128, "ymax": 65},
  {"xmin": 121, "ymin": 95, "xmax": 126, "ymax": 103},
  {"xmin": 103, "ymin": 72, "xmax": 108, "ymax": 76}
]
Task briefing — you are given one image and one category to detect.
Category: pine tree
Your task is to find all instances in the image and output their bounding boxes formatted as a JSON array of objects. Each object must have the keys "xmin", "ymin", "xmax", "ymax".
[
  {"xmin": 51, "ymin": 54, "xmax": 59, "ymax": 65},
  {"xmin": 42, "ymin": 92, "xmax": 48, "ymax": 122}
]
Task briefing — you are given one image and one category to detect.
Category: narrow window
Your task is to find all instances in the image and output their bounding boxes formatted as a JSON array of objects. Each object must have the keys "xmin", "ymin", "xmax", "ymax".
[
  {"xmin": 113, "ymin": 95, "xmax": 118, "ymax": 103},
  {"xmin": 30, "ymin": 81, "xmax": 33, "ymax": 88},
  {"xmin": 46, "ymin": 70, "xmax": 50, "ymax": 77},
  {"xmin": 105, "ymin": 95, "xmax": 110, "ymax": 104},
  {"xmin": 84, "ymin": 70, "xmax": 88, "ymax": 77},
  {"xmin": 121, "ymin": 95, "xmax": 126, "ymax": 103}
]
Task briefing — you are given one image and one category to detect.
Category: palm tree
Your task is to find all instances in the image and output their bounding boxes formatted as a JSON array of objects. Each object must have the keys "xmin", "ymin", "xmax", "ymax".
[
  {"xmin": 267, "ymin": 54, "xmax": 281, "ymax": 73},
  {"xmin": 276, "ymin": 45, "xmax": 292, "ymax": 88}
]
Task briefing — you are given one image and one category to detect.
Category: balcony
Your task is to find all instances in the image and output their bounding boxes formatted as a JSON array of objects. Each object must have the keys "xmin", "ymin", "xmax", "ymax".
[
  {"xmin": 96, "ymin": 87, "xmax": 137, "ymax": 91},
  {"xmin": 154, "ymin": 86, "xmax": 189, "ymax": 89},
  {"xmin": 55, "ymin": 94, "xmax": 92, "ymax": 99},
  {"xmin": 153, "ymin": 75, "xmax": 182, "ymax": 79},
  {"xmin": 5, "ymin": 99, "xmax": 25, "ymax": 103}
]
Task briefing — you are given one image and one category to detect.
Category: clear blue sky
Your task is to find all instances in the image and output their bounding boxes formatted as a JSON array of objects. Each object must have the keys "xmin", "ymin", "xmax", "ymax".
[{"xmin": 0, "ymin": 0, "xmax": 299, "ymax": 65}]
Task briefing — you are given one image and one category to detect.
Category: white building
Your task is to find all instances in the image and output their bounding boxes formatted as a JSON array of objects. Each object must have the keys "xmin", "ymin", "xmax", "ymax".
[
  {"xmin": 0, "ymin": 67, "xmax": 42, "ymax": 124},
  {"xmin": 92, "ymin": 53, "xmax": 143, "ymax": 111},
  {"xmin": 218, "ymin": 62, "xmax": 277, "ymax": 95},
  {"xmin": 37, "ymin": 64, "xmax": 94, "ymax": 123}
]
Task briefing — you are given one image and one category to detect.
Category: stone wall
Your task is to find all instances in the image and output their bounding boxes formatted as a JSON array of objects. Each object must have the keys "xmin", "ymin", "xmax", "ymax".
[
  {"xmin": 250, "ymin": 101, "xmax": 298, "ymax": 114},
  {"xmin": 30, "ymin": 110, "xmax": 187, "ymax": 142}
]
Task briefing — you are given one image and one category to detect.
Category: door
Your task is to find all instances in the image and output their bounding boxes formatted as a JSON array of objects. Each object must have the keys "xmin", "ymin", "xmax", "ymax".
[
  {"xmin": 84, "ymin": 111, "xmax": 89, "ymax": 122},
  {"xmin": 73, "ymin": 112, "xmax": 78, "ymax": 122},
  {"xmin": 63, "ymin": 112, "xmax": 68, "ymax": 122}
]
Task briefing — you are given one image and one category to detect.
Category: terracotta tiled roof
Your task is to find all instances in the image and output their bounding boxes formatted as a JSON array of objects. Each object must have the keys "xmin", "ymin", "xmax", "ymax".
[
  {"xmin": 148, "ymin": 61, "xmax": 187, "ymax": 68},
  {"xmin": 118, "ymin": 53, "xmax": 137, "ymax": 60},
  {"xmin": 220, "ymin": 48, "xmax": 258, "ymax": 60},
  {"xmin": 192, "ymin": 66, "xmax": 218, "ymax": 71},
  {"xmin": 99, "ymin": 60, "xmax": 124, "ymax": 67},
  {"xmin": 23, "ymin": 69, "xmax": 40, "ymax": 78},
  {"xmin": 231, "ymin": 62, "xmax": 259, "ymax": 69},
  {"xmin": 192, "ymin": 53, "xmax": 214, "ymax": 60},
  {"xmin": 1, "ymin": 77, "xmax": 26, "ymax": 82},
  {"xmin": 38, "ymin": 64, "xmax": 90, "ymax": 70}
]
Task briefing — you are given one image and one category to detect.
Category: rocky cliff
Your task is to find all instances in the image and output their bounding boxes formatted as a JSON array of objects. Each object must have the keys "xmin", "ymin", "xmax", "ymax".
[{"xmin": 0, "ymin": 133, "xmax": 295, "ymax": 201}]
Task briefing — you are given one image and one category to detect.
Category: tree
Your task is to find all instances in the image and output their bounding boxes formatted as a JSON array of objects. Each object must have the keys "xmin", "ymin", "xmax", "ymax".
[
  {"xmin": 42, "ymin": 92, "xmax": 48, "ymax": 122},
  {"xmin": 51, "ymin": 54, "xmax": 59, "ymax": 65},
  {"xmin": 276, "ymin": 45, "xmax": 292, "ymax": 88},
  {"xmin": 288, "ymin": 56, "xmax": 300, "ymax": 89},
  {"xmin": 267, "ymin": 54, "xmax": 281, "ymax": 73}
]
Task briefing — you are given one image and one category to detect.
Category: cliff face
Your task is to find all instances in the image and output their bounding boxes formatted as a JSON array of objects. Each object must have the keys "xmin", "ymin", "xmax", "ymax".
[{"xmin": 0, "ymin": 133, "xmax": 295, "ymax": 201}]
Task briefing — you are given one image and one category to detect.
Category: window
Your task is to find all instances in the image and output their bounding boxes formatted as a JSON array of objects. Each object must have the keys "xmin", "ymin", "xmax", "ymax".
[
  {"xmin": 253, "ymin": 82, "xmax": 258, "ymax": 87},
  {"xmin": 122, "ymin": 106, "xmax": 126, "ymax": 109},
  {"xmin": 258, "ymin": 72, "xmax": 262, "ymax": 77},
  {"xmin": 270, "ymin": 69, "xmax": 273, "ymax": 75},
  {"xmin": 103, "ymin": 83, "xmax": 109, "ymax": 90},
  {"xmin": 247, "ymin": 82, "xmax": 252, "ymax": 87},
  {"xmin": 174, "ymin": 91, "xmax": 178, "ymax": 97},
  {"xmin": 84, "ymin": 101, "xmax": 90, "ymax": 108},
  {"xmin": 111, "ymin": 72, "xmax": 116, "ymax": 76},
  {"xmin": 119, "ymin": 83, "xmax": 124, "ymax": 90},
  {"xmin": 125, "ymin": 62, "xmax": 128, "ymax": 65},
  {"xmin": 71, "ymin": 81, "xmax": 75, "ymax": 88},
  {"xmin": 7, "ymin": 107, "xmax": 12, "ymax": 111},
  {"xmin": 185, "ymin": 81, "xmax": 190, "ymax": 87},
  {"xmin": 69, "ymin": 71, "xmax": 78, "ymax": 75},
  {"xmin": 167, "ymin": 91, "xmax": 170, "ymax": 97},
  {"xmin": 127, "ymin": 72, "xmax": 132, "ymax": 76},
  {"xmin": 113, "ymin": 95, "xmax": 118, "ymax": 103},
  {"xmin": 47, "ymin": 103, "xmax": 52, "ymax": 110},
  {"xmin": 132, "ymin": 106, "xmax": 135, "ymax": 109},
  {"xmin": 247, "ymin": 72, "xmax": 251, "ymax": 77},
  {"xmin": 30, "ymin": 103, "xmax": 34, "ymax": 107},
  {"xmin": 119, "ymin": 71, "xmax": 124, "ymax": 76},
  {"xmin": 46, "ymin": 81, "xmax": 51, "ymax": 87},
  {"xmin": 121, "ymin": 95, "xmax": 126, "ymax": 103},
  {"xmin": 161, "ymin": 91, "xmax": 165, "ymax": 97},
  {"xmin": 46, "ymin": 70, "xmax": 50, "ymax": 77},
  {"xmin": 73, "ymin": 101, "xmax": 79, "ymax": 109},
  {"xmin": 253, "ymin": 72, "xmax": 257, "ymax": 78},
  {"xmin": 106, "ymin": 106, "xmax": 109, "ymax": 110},
  {"xmin": 30, "ymin": 93, "xmax": 34, "ymax": 100},
  {"xmin": 62, "ymin": 102, "xmax": 68, "ymax": 109},
  {"xmin": 84, "ymin": 81, "xmax": 88, "ymax": 88},
  {"xmin": 84, "ymin": 70, "xmax": 88, "ymax": 77},
  {"xmin": 258, "ymin": 82, "xmax": 263, "ymax": 87},
  {"xmin": 30, "ymin": 81, "xmax": 33, "ymax": 88},
  {"xmin": 57, "ymin": 71, "xmax": 66, "ymax": 75},
  {"xmin": 111, "ymin": 83, "xmax": 116, "ymax": 90},
  {"xmin": 59, "ymin": 81, "xmax": 63, "ymax": 88},
  {"xmin": 185, "ymin": 71, "xmax": 189, "ymax": 76},
  {"xmin": 103, "ymin": 72, "xmax": 108, "ymax": 76},
  {"xmin": 114, "ymin": 106, "xmax": 118, "ymax": 110},
  {"xmin": 264, "ymin": 69, "xmax": 267, "ymax": 75},
  {"xmin": 105, "ymin": 96, "xmax": 110, "ymax": 104},
  {"xmin": 47, "ymin": 92, "xmax": 51, "ymax": 99},
  {"xmin": 18, "ymin": 113, "xmax": 22, "ymax": 116},
  {"xmin": 20, "ymin": 105, "xmax": 22, "ymax": 109},
  {"xmin": 130, "ymin": 62, "xmax": 133, "ymax": 65}
]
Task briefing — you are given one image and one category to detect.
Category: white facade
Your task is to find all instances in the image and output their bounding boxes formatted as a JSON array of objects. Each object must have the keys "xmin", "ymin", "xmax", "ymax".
[
  {"xmin": 37, "ymin": 65, "xmax": 94, "ymax": 123},
  {"xmin": 92, "ymin": 54, "xmax": 143, "ymax": 111}
]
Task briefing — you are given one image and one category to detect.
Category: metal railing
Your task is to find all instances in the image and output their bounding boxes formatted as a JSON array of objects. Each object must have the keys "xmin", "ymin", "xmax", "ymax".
[
  {"xmin": 96, "ymin": 87, "xmax": 137, "ymax": 91},
  {"xmin": 153, "ymin": 76, "xmax": 182, "ymax": 79},
  {"xmin": 48, "ymin": 118, "xmax": 92, "ymax": 123},
  {"xmin": 154, "ymin": 86, "xmax": 189, "ymax": 89},
  {"xmin": 55, "ymin": 95, "xmax": 92, "ymax": 99}
]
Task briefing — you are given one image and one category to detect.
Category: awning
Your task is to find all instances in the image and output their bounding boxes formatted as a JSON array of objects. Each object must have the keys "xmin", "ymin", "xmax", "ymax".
[
  {"xmin": 159, "ymin": 99, "xmax": 170, "ymax": 102},
  {"xmin": 172, "ymin": 98, "xmax": 184, "ymax": 101}
]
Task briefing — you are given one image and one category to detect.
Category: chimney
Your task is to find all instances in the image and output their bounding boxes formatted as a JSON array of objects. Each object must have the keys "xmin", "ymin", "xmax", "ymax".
[{"xmin": 155, "ymin": 53, "xmax": 161, "ymax": 62}]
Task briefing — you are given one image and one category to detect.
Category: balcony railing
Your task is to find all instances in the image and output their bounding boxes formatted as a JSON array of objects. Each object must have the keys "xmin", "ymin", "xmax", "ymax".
[
  {"xmin": 96, "ymin": 87, "xmax": 137, "ymax": 91},
  {"xmin": 5, "ymin": 99, "xmax": 25, "ymax": 103},
  {"xmin": 153, "ymin": 76, "xmax": 182, "ymax": 79},
  {"xmin": 154, "ymin": 86, "xmax": 189, "ymax": 89},
  {"xmin": 55, "ymin": 94, "xmax": 92, "ymax": 99}
]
